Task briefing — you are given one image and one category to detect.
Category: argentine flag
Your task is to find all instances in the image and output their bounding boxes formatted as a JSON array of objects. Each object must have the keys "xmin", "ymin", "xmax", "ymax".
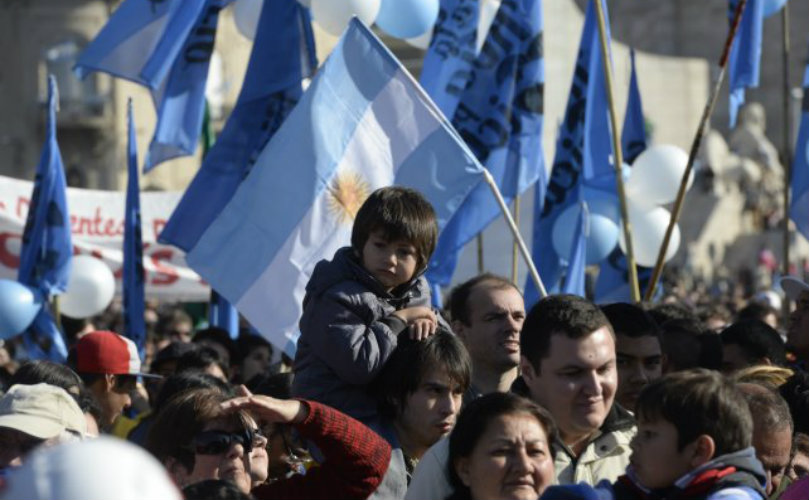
[{"xmin": 175, "ymin": 20, "xmax": 485, "ymax": 356}]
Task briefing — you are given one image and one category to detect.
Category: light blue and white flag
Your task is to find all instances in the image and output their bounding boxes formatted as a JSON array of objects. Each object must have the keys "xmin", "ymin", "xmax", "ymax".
[
  {"xmin": 172, "ymin": 19, "xmax": 485, "ymax": 356},
  {"xmin": 75, "ymin": 0, "xmax": 233, "ymax": 171},
  {"xmin": 74, "ymin": 0, "xmax": 206, "ymax": 87},
  {"xmin": 17, "ymin": 76, "xmax": 72, "ymax": 362},
  {"xmin": 789, "ymin": 51, "xmax": 809, "ymax": 241}
]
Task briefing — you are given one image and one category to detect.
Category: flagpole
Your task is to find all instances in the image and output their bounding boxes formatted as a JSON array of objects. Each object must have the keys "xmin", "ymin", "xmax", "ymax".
[
  {"xmin": 644, "ymin": 0, "xmax": 749, "ymax": 301},
  {"xmin": 511, "ymin": 196, "xmax": 520, "ymax": 284},
  {"xmin": 593, "ymin": 0, "xmax": 641, "ymax": 303},
  {"xmin": 483, "ymin": 170, "xmax": 547, "ymax": 297},
  {"xmin": 781, "ymin": 2, "xmax": 792, "ymax": 321}
]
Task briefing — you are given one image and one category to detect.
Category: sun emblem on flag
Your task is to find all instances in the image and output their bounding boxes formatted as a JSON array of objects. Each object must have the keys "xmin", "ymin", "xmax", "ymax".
[{"xmin": 327, "ymin": 171, "xmax": 370, "ymax": 224}]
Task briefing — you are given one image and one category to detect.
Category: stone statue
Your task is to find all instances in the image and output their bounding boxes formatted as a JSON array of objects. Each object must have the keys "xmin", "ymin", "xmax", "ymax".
[{"xmin": 698, "ymin": 102, "xmax": 783, "ymax": 229}]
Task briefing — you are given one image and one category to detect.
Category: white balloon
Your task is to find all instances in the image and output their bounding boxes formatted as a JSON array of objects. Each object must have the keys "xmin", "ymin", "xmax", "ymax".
[
  {"xmin": 311, "ymin": 0, "xmax": 381, "ymax": 36},
  {"xmin": 618, "ymin": 202, "xmax": 681, "ymax": 267},
  {"xmin": 60, "ymin": 255, "xmax": 116, "ymax": 319},
  {"xmin": 233, "ymin": 0, "xmax": 263, "ymax": 40},
  {"xmin": 625, "ymin": 145, "xmax": 691, "ymax": 206}
]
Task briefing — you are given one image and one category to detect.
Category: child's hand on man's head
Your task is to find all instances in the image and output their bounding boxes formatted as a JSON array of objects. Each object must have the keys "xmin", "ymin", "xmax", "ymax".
[
  {"xmin": 408, "ymin": 317, "xmax": 437, "ymax": 340},
  {"xmin": 392, "ymin": 306, "xmax": 437, "ymax": 340}
]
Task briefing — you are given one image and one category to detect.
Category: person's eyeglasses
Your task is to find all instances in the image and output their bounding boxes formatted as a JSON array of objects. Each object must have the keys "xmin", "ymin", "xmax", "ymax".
[{"xmin": 192, "ymin": 428, "xmax": 264, "ymax": 455}]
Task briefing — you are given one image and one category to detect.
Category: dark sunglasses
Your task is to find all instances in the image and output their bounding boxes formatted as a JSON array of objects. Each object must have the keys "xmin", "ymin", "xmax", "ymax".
[{"xmin": 192, "ymin": 428, "xmax": 265, "ymax": 456}]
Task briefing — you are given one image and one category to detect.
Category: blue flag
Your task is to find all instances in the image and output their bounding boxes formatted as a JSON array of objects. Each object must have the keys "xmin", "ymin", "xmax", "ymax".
[
  {"xmin": 562, "ymin": 203, "xmax": 588, "ymax": 296},
  {"xmin": 621, "ymin": 49, "xmax": 646, "ymax": 165},
  {"xmin": 525, "ymin": 0, "xmax": 614, "ymax": 305},
  {"xmin": 168, "ymin": 19, "xmax": 485, "ymax": 356},
  {"xmin": 728, "ymin": 0, "xmax": 763, "ymax": 127},
  {"xmin": 789, "ymin": 53, "xmax": 809, "ymax": 241},
  {"xmin": 421, "ymin": 0, "xmax": 545, "ymax": 289},
  {"xmin": 159, "ymin": 0, "xmax": 317, "ymax": 253},
  {"xmin": 75, "ymin": 0, "xmax": 233, "ymax": 171},
  {"xmin": 594, "ymin": 48, "xmax": 653, "ymax": 303},
  {"xmin": 145, "ymin": 0, "xmax": 230, "ymax": 170},
  {"xmin": 123, "ymin": 99, "xmax": 146, "ymax": 356},
  {"xmin": 17, "ymin": 76, "xmax": 72, "ymax": 362}
]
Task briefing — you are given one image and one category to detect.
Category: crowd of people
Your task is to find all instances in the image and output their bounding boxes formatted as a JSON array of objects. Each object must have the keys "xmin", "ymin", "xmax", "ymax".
[{"xmin": 0, "ymin": 186, "xmax": 809, "ymax": 499}]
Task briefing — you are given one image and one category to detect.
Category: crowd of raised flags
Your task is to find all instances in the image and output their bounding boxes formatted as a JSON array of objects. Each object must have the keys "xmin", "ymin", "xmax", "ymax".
[{"xmin": 12, "ymin": 0, "xmax": 804, "ymax": 360}]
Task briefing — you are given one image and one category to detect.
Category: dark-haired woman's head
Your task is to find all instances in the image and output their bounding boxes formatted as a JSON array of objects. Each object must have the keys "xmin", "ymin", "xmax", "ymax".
[{"xmin": 448, "ymin": 392, "xmax": 557, "ymax": 500}]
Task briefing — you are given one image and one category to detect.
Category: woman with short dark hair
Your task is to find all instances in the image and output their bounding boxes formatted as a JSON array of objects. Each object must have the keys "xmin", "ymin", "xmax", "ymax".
[{"xmin": 447, "ymin": 392, "xmax": 557, "ymax": 500}]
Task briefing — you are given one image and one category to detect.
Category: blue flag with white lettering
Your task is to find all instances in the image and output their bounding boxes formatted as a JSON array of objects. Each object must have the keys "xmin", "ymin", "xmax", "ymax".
[
  {"xmin": 17, "ymin": 76, "xmax": 71, "ymax": 362},
  {"xmin": 524, "ymin": 0, "xmax": 613, "ymax": 305},
  {"xmin": 123, "ymin": 99, "xmax": 146, "ymax": 356},
  {"xmin": 789, "ymin": 51, "xmax": 809, "ymax": 241},
  {"xmin": 75, "ymin": 0, "xmax": 233, "ymax": 171},
  {"xmin": 159, "ymin": 0, "xmax": 316, "ymax": 252},
  {"xmin": 728, "ymin": 0, "xmax": 763, "ymax": 127},
  {"xmin": 421, "ymin": 0, "xmax": 545, "ymax": 290}
]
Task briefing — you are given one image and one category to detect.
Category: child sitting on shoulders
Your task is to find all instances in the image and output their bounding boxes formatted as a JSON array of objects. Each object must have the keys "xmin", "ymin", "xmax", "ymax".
[
  {"xmin": 292, "ymin": 186, "xmax": 442, "ymax": 427},
  {"xmin": 542, "ymin": 369, "xmax": 767, "ymax": 500}
]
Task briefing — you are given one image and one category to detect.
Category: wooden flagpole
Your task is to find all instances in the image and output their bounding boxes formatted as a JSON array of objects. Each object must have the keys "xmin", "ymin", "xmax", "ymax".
[
  {"xmin": 644, "ymin": 0, "xmax": 749, "ymax": 301},
  {"xmin": 482, "ymin": 170, "xmax": 547, "ymax": 297},
  {"xmin": 593, "ymin": 0, "xmax": 641, "ymax": 302},
  {"xmin": 781, "ymin": 3, "xmax": 792, "ymax": 321}
]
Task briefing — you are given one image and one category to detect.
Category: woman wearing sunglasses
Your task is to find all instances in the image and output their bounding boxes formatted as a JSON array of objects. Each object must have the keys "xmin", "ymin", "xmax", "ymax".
[{"xmin": 147, "ymin": 388, "xmax": 391, "ymax": 498}]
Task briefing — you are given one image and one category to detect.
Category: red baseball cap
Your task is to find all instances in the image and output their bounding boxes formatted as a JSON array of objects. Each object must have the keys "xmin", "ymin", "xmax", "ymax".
[{"xmin": 75, "ymin": 331, "xmax": 156, "ymax": 377}]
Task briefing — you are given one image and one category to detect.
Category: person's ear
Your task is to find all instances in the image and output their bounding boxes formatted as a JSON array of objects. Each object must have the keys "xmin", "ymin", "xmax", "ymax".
[
  {"xmin": 454, "ymin": 458, "xmax": 472, "ymax": 487},
  {"xmin": 520, "ymin": 356, "xmax": 537, "ymax": 382},
  {"xmin": 165, "ymin": 457, "xmax": 191, "ymax": 487},
  {"xmin": 452, "ymin": 319, "xmax": 466, "ymax": 339},
  {"xmin": 689, "ymin": 434, "xmax": 716, "ymax": 468},
  {"xmin": 104, "ymin": 374, "xmax": 116, "ymax": 392}
]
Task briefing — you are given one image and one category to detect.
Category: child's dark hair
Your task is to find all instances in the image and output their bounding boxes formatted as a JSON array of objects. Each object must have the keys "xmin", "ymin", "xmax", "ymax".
[
  {"xmin": 448, "ymin": 392, "xmax": 558, "ymax": 500},
  {"xmin": 635, "ymin": 369, "xmax": 752, "ymax": 457},
  {"xmin": 351, "ymin": 187, "xmax": 438, "ymax": 272}
]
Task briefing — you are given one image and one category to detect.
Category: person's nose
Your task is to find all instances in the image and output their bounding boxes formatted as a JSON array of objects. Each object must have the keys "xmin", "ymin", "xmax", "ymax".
[
  {"xmin": 582, "ymin": 371, "xmax": 602, "ymax": 397},
  {"xmin": 227, "ymin": 440, "xmax": 246, "ymax": 460},
  {"xmin": 438, "ymin": 393, "xmax": 458, "ymax": 416},
  {"xmin": 629, "ymin": 362, "xmax": 649, "ymax": 384},
  {"xmin": 506, "ymin": 313, "xmax": 522, "ymax": 333},
  {"xmin": 511, "ymin": 447, "xmax": 534, "ymax": 475}
]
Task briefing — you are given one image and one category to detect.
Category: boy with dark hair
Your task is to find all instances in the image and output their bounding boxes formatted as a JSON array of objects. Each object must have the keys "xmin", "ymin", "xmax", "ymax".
[
  {"xmin": 371, "ymin": 330, "xmax": 471, "ymax": 497},
  {"xmin": 720, "ymin": 319, "xmax": 787, "ymax": 373},
  {"xmin": 293, "ymin": 186, "xmax": 441, "ymax": 426},
  {"xmin": 601, "ymin": 303, "xmax": 664, "ymax": 411},
  {"xmin": 542, "ymin": 369, "xmax": 767, "ymax": 500}
]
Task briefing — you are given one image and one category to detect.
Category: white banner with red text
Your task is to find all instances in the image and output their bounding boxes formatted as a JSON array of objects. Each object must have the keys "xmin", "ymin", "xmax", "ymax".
[{"xmin": 0, "ymin": 175, "xmax": 208, "ymax": 301}]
